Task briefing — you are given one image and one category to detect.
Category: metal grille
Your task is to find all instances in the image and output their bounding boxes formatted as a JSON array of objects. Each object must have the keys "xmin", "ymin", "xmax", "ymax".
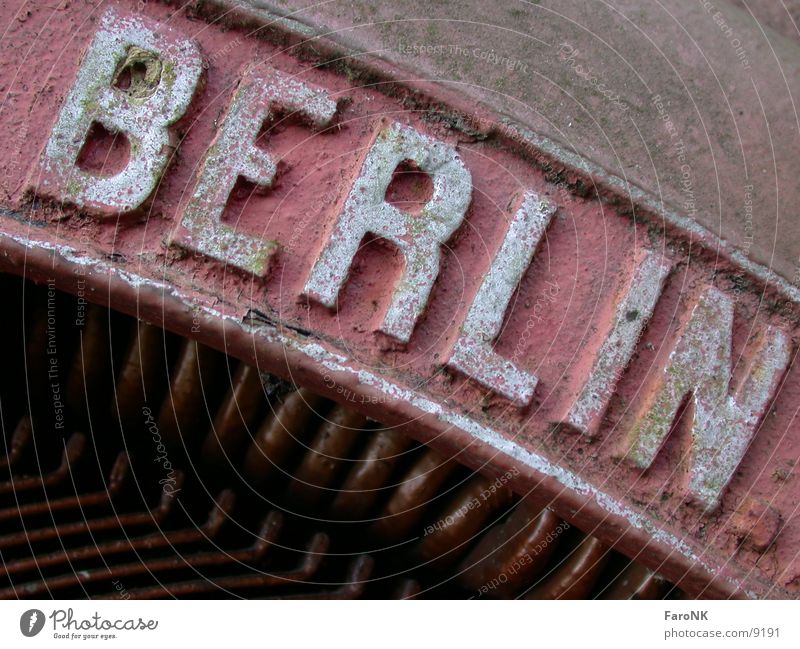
[{"xmin": 0, "ymin": 273, "xmax": 682, "ymax": 599}]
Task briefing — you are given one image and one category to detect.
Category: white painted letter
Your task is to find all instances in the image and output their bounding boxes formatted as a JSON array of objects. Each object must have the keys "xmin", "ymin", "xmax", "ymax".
[
  {"xmin": 33, "ymin": 9, "xmax": 202, "ymax": 216},
  {"xmin": 170, "ymin": 65, "xmax": 337, "ymax": 276},
  {"xmin": 303, "ymin": 121, "xmax": 472, "ymax": 343},
  {"xmin": 447, "ymin": 191, "xmax": 555, "ymax": 406},
  {"xmin": 557, "ymin": 250, "xmax": 671, "ymax": 435},
  {"xmin": 623, "ymin": 287, "xmax": 790, "ymax": 510}
]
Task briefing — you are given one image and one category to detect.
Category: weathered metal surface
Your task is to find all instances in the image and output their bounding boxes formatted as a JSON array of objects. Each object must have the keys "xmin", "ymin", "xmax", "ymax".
[
  {"xmin": 1, "ymin": 0, "xmax": 799, "ymax": 599},
  {"xmin": 447, "ymin": 191, "xmax": 555, "ymax": 405},
  {"xmin": 623, "ymin": 287, "xmax": 790, "ymax": 511},
  {"xmin": 234, "ymin": 0, "xmax": 800, "ymax": 290},
  {"xmin": 303, "ymin": 119, "xmax": 473, "ymax": 343},
  {"xmin": 558, "ymin": 250, "xmax": 672, "ymax": 436},
  {"xmin": 0, "ymin": 283, "xmax": 663, "ymax": 599},
  {"xmin": 35, "ymin": 10, "xmax": 202, "ymax": 216},
  {"xmin": 171, "ymin": 64, "xmax": 338, "ymax": 276}
]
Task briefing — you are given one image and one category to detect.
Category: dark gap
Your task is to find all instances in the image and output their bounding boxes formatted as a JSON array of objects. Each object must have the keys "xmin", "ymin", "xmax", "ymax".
[{"xmin": 113, "ymin": 60, "xmax": 148, "ymax": 91}]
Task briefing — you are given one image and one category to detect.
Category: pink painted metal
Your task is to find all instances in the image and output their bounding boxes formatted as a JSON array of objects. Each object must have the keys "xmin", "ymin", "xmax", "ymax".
[{"xmin": 1, "ymin": 0, "xmax": 799, "ymax": 599}]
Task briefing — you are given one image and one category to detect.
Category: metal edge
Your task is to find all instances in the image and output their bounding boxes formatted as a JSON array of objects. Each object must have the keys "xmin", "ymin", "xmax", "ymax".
[
  {"xmin": 1, "ymin": 0, "xmax": 791, "ymax": 598},
  {"xmin": 194, "ymin": 0, "xmax": 800, "ymax": 312},
  {"xmin": 0, "ymin": 228, "xmax": 766, "ymax": 598}
]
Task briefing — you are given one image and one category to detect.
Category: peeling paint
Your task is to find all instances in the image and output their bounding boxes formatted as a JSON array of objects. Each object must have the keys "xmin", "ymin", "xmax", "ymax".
[
  {"xmin": 5, "ymin": 0, "xmax": 799, "ymax": 597},
  {"xmin": 0, "ymin": 218, "xmax": 758, "ymax": 599}
]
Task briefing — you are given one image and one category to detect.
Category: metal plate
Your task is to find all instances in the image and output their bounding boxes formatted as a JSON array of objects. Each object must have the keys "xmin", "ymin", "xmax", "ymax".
[{"xmin": 1, "ymin": 0, "xmax": 799, "ymax": 598}]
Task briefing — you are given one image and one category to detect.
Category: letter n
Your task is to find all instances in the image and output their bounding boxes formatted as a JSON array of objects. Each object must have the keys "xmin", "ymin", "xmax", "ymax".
[{"xmin": 622, "ymin": 287, "xmax": 790, "ymax": 510}]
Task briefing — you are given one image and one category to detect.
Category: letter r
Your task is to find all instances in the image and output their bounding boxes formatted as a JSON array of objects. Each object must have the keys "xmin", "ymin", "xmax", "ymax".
[{"xmin": 303, "ymin": 120, "xmax": 472, "ymax": 343}]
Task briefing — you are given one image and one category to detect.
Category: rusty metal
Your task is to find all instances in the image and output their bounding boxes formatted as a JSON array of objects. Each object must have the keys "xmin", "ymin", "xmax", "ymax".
[
  {"xmin": 157, "ymin": 340, "xmax": 226, "ymax": 450},
  {"xmin": 274, "ymin": 555, "xmax": 375, "ymax": 600},
  {"xmin": 201, "ymin": 362, "xmax": 265, "ymax": 468},
  {"xmin": 0, "ymin": 432, "xmax": 85, "ymax": 497},
  {"xmin": 418, "ymin": 474, "xmax": 514, "ymax": 566},
  {"xmin": 457, "ymin": 502, "xmax": 565, "ymax": 598},
  {"xmin": 0, "ymin": 491, "xmax": 235, "ymax": 581},
  {"xmin": 0, "ymin": 417, "xmax": 31, "ymax": 472},
  {"xmin": 392, "ymin": 579, "xmax": 422, "ymax": 600},
  {"xmin": 329, "ymin": 428, "xmax": 414, "ymax": 519},
  {"xmin": 371, "ymin": 450, "xmax": 460, "ymax": 541},
  {"xmin": 241, "ymin": 388, "xmax": 328, "ymax": 484},
  {"xmin": 523, "ymin": 536, "xmax": 611, "ymax": 600},
  {"xmin": 286, "ymin": 405, "xmax": 368, "ymax": 507},
  {"xmin": 114, "ymin": 322, "xmax": 170, "ymax": 422},
  {"xmin": 117, "ymin": 534, "xmax": 329, "ymax": 599},
  {"xmin": 0, "ymin": 277, "xmax": 680, "ymax": 599},
  {"xmin": 5, "ymin": 510, "xmax": 281, "ymax": 598},
  {"xmin": 0, "ymin": 476, "xmax": 182, "ymax": 552},
  {"xmin": 600, "ymin": 563, "xmax": 671, "ymax": 601},
  {"xmin": 0, "ymin": 452, "xmax": 128, "ymax": 523},
  {"xmin": 2, "ymin": 0, "xmax": 796, "ymax": 598}
]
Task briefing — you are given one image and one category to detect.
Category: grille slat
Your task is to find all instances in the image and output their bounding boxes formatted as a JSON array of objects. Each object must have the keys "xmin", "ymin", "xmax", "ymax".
[
  {"xmin": 523, "ymin": 536, "xmax": 610, "ymax": 600},
  {"xmin": 0, "ymin": 490, "xmax": 235, "ymax": 581},
  {"xmin": 0, "ymin": 274, "xmax": 682, "ymax": 599}
]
